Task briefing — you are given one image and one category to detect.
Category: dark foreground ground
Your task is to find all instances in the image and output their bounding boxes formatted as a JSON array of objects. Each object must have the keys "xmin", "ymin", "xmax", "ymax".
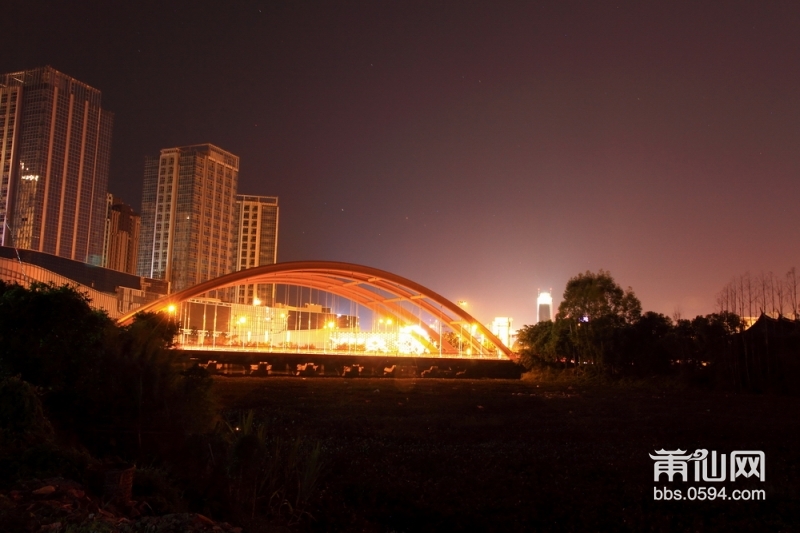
[{"xmin": 214, "ymin": 377, "xmax": 800, "ymax": 532}]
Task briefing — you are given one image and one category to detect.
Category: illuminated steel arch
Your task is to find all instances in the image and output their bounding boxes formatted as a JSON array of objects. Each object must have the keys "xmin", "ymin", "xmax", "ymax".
[{"xmin": 117, "ymin": 261, "xmax": 513, "ymax": 359}]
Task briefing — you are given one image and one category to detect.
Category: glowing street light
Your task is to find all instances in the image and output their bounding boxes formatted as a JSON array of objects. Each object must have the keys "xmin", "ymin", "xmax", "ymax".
[
  {"xmin": 238, "ymin": 316, "xmax": 246, "ymax": 347},
  {"xmin": 324, "ymin": 320, "xmax": 336, "ymax": 352},
  {"xmin": 166, "ymin": 304, "xmax": 180, "ymax": 344}
]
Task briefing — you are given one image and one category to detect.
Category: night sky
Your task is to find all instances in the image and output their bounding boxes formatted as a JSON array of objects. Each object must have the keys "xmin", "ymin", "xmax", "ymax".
[{"xmin": 5, "ymin": 0, "xmax": 800, "ymax": 326}]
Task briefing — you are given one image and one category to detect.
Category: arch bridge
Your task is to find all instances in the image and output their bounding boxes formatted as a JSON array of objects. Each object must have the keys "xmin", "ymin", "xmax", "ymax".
[{"xmin": 119, "ymin": 261, "xmax": 513, "ymax": 360}]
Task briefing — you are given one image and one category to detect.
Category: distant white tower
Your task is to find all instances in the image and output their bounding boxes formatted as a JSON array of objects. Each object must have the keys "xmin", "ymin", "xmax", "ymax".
[{"xmin": 537, "ymin": 290, "xmax": 553, "ymax": 323}]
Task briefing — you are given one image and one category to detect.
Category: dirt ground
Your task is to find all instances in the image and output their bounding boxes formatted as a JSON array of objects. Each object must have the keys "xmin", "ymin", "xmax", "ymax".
[{"xmin": 213, "ymin": 377, "xmax": 800, "ymax": 532}]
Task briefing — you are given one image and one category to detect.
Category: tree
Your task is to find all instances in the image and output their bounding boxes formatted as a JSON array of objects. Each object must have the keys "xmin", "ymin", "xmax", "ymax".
[
  {"xmin": 622, "ymin": 311, "xmax": 673, "ymax": 373},
  {"xmin": 516, "ymin": 319, "xmax": 577, "ymax": 370},
  {"xmin": 556, "ymin": 270, "xmax": 641, "ymax": 368},
  {"xmin": 0, "ymin": 282, "xmax": 215, "ymax": 457},
  {"xmin": 0, "ymin": 281, "xmax": 115, "ymax": 391},
  {"xmin": 516, "ymin": 321, "xmax": 554, "ymax": 368},
  {"xmin": 558, "ymin": 270, "xmax": 641, "ymax": 325}
]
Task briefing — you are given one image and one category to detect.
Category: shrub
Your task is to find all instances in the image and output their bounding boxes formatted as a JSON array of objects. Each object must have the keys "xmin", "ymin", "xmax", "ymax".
[
  {"xmin": 0, "ymin": 283, "xmax": 217, "ymax": 459},
  {"xmin": 0, "ymin": 377, "xmax": 52, "ymax": 444}
]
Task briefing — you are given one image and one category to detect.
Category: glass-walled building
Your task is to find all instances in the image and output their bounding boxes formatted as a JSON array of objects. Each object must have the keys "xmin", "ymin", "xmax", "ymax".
[
  {"xmin": 137, "ymin": 144, "xmax": 239, "ymax": 295},
  {"xmin": 234, "ymin": 194, "xmax": 279, "ymax": 305},
  {"xmin": 102, "ymin": 194, "xmax": 140, "ymax": 275},
  {"xmin": 0, "ymin": 66, "xmax": 113, "ymax": 265}
]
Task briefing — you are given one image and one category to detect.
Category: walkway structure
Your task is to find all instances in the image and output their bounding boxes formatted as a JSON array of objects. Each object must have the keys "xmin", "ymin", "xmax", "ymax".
[{"xmin": 117, "ymin": 261, "xmax": 514, "ymax": 360}]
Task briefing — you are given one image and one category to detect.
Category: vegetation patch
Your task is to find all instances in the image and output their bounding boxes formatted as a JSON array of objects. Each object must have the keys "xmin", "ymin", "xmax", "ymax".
[{"xmin": 214, "ymin": 376, "xmax": 800, "ymax": 532}]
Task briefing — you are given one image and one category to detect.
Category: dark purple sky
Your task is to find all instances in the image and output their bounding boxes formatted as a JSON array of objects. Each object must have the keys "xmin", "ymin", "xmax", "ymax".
[{"xmin": 6, "ymin": 0, "xmax": 800, "ymax": 325}]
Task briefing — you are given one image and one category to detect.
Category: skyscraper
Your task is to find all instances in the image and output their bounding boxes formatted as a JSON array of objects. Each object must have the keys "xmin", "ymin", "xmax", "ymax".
[
  {"xmin": 102, "ymin": 194, "xmax": 140, "ymax": 275},
  {"xmin": 233, "ymin": 194, "xmax": 279, "ymax": 304},
  {"xmin": 537, "ymin": 290, "xmax": 553, "ymax": 323},
  {"xmin": 137, "ymin": 144, "xmax": 238, "ymax": 293},
  {"xmin": 0, "ymin": 66, "xmax": 113, "ymax": 264}
]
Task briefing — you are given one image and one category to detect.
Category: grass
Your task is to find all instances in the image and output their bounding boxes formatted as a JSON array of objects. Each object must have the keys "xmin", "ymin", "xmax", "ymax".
[{"xmin": 213, "ymin": 377, "xmax": 800, "ymax": 532}]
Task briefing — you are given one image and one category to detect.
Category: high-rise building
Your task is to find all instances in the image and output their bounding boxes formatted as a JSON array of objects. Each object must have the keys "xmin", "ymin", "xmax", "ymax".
[
  {"xmin": 0, "ymin": 66, "xmax": 113, "ymax": 264},
  {"xmin": 137, "ymin": 144, "xmax": 238, "ymax": 294},
  {"xmin": 102, "ymin": 194, "xmax": 140, "ymax": 275},
  {"xmin": 537, "ymin": 290, "xmax": 553, "ymax": 323},
  {"xmin": 491, "ymin": 316, "xmax": 513, "ymax": 348},
  {"xmin": 233, "ymin": 195, "xmax": 279, "ymax": 305}
]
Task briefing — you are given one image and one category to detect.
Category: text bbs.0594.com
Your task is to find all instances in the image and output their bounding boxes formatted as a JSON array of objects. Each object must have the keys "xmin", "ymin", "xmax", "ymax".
[{"xmin": 650, "ymin": 449, "xmax": 766, "ymax": 501}]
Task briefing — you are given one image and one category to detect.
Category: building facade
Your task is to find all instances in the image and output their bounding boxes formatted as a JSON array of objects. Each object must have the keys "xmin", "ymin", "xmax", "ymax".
[
  {"xmin": 137, "ymin": 144, "xmax": 238, "ymax": 294},
  {"xmin": 537, "ymin": 290, "xmax": 553, "ymax": 323},
  {"xmin": 491, "ymin": 316, "xmax": 513, "ymax": 348},
  {"xmin": 102, "ymin": 194, "xmax": 140, "ymax": 275},
  {"xmin": 233, "ymin": 194, "xmax": 279, "ymax": 304},
  {"xmin": 0, "ymin": 245, "xmax": 168, "ymax": 319},
  {"xmin": 0, "ymin": 66, "xmax": 113, "ymax": 265}
]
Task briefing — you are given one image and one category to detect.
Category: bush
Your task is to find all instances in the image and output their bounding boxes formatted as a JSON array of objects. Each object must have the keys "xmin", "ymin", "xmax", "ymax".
[
  {"xmin": 0, "ymin": 441, "xmax": 95, "ymax": 489},
  {"xmin": 0, "ymin": 283, "xmax": 217, "ymax": 459},
  {"xmin": 0, "ymin": 376, "xmax": 94, "ymax": 490},
  {"xmin": 245, "ymin": 417, "xmax": 322, "ymax": 521},
  {"xmin": 0, "ymin": 377, "xmax": 52, "ymax": 445}
]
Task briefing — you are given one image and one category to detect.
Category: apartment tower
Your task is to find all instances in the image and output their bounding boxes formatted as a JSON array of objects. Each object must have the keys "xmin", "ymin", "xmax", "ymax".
[
  {"xmin": 137, "ymin": 144, "xmax": 238, "ymax": 293},
  {"xmin": 234, "ymin": 194, "xmax": 279, "ymax": 305},
  {"xmin": 102, "ymin": 194, "xmax": 140, "ymax": 275},
  {"xmin": 0, "ymin": 66, "xmax": 113, "ymax": 264}
]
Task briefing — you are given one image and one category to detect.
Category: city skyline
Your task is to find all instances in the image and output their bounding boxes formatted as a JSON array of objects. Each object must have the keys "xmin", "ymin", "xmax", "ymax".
[{"xmin": 5, "ymin": 1, "xmax": 800, "ymax": 325}]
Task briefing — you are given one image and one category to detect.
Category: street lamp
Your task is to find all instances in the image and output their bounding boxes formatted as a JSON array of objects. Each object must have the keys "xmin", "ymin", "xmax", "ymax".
[
  {"xmin": 324, "ymin": 320, "xmax": 335, "ymax": 352},
  {"xmin": 166, "ymin": 304, "xmax": 181, "ymax": 344},
  {"xmin": 280, "ymin": 312, "xmax": 288, "ymax": 349},
  {"xmin": 238, "ymin": 316, "xmax": 246, "ymax": 347}
]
